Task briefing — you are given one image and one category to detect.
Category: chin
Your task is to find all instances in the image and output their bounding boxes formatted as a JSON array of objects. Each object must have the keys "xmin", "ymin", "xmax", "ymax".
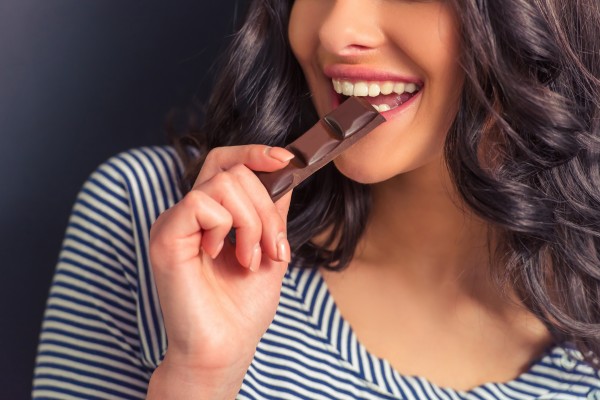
[
  {"xmin": 333, "ymin": 158, "xmax": 395, "ymax": 185},
  {"xmin": 333, "ymin": 148, "xmax": 444, "ymax": 184}
]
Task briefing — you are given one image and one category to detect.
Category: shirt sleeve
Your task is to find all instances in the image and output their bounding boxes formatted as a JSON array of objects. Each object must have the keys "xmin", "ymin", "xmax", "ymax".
[{"xmin": 32, "ymin": 147, "xmax": 183, "ymax": 400}]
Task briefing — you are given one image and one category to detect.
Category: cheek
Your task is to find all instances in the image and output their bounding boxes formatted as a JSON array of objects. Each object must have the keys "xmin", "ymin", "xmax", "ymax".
[
  {"xmin": 288, "ymin": 2, "xmax": 332, "ymax": 117},
  {"xmin": 333, "ymin": 124, "xmax": 447, "ymax": 184},
  {"xmin": 386, "ymin": 3, "xmax": 461, "ymax": 81},
  {"xmin": 288, "ymin": 2, "xmax": 320, "ymax": 66}
]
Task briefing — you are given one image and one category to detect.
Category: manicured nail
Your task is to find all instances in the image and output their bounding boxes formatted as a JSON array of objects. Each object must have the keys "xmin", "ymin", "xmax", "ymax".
[
  {"xmin": 211, "ymin": 241, "xmax": 224, "ymax": 259},
  {"xmin": 249, "ymin": 244, "xmax": 261, "ymax": 272},
  {"xmin": 266, "ymin": 147, "xmax": 295, "ymax": 163},
  {"xmin": 276, "ymin": 233, "xmax": 291, "ymax": 263}
]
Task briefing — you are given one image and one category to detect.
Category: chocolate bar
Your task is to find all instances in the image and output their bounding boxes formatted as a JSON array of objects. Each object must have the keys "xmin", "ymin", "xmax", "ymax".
[{"xmin": 256, "ymin": 97, "xmax": 385, "ymax": 201}]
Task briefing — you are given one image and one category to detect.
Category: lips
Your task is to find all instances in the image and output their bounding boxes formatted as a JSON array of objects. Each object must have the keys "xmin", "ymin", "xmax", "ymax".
[
  {"xmin": 324, "ymin": 65, "xmax": 423, "ymax": 113},
  {"xmin": 332, "ymin": 79, "xmax": 421, "ymax": 112}
]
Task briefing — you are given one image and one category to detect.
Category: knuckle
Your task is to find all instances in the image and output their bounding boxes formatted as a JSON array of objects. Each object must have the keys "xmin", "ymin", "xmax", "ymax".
[
  {"xmin": 181, "ymin": 189, "xmax": 206, "ymax": 208},
  {"xmin": 222, "ymin": 212, "xmax": 234, "ymax": 229},
  {"xmin": 266, "ymin": 209, "xmax": 285, "ymax": 234},
  {"xmin": 229, "ymin": 163, "xmax": 250, "ymax": 176},
  {"xmin": 253, "ymin": 189, "xmax": 278, "ymax": 212},
  {"xmin": 271, "ymin": 204, "xmax": 286, "ymax": 227},
  {"xmin": 181, "ymin": 188, "xmax": 233, "ymax": 229},
  {"xmin": 203, "ymin": 150, "xmax": 215, "ymax": 165},
  {"xmin": 207, "ymin": 146, "xmax": 223, "ymax": 158},
  {"xmin": 211, "ymin": 171, "xmax": 236, "ymax": 189},
  {"xmin": 237, "ymin": 210, "xmax": 261, "ymax": 233},
  {"xmin": 241, "ymin": 226, "xmax": 262, "ymax": 244},
  {"xmin": 251, "ymin": 145, "xmax": 268, "ymax": 161},
  {"xmin": 203, "ymin": 147, "xmax": 223, "ymax": 166}
]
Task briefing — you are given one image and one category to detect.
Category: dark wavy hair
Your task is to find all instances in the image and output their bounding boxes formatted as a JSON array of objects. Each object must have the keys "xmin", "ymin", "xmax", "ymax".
[{"xmin": 172, "ymin": 0, "xmax": 600, "ymax": 367}]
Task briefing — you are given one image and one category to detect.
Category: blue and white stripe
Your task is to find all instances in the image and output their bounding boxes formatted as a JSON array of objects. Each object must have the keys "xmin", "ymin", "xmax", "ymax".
[{"xmin": 33, "ymin": 146, "xmax": 600, "ymax": 399}]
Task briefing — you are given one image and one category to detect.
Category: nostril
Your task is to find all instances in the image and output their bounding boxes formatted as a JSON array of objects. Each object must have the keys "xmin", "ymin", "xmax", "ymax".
[
  {"xmin": 339, "ymin": 44, "xmax": 375, "ymax": 56},
  {"xmin": 317, "ymin": 4, "xmax": 384, "ymax": 56}
]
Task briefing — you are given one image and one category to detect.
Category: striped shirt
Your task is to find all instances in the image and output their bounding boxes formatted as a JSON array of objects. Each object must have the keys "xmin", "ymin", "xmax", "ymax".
[{"xmin": 33, "ymin": 146, "xmax": 600, "ymax": 399}]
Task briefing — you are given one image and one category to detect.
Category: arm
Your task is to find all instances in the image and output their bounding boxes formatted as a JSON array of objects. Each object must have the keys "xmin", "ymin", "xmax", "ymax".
[{"xmin": 32, "ymin": 148, "xmax": 178, "ymax": 399}]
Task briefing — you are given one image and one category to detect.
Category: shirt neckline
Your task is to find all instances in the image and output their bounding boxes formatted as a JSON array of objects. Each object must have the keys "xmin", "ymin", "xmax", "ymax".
[{"xmin": 296, "ymin": 265, "xmax": 585, "ymax": 399}]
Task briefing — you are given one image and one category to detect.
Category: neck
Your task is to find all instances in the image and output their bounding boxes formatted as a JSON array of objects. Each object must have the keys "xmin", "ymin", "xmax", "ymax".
[{"xmin": 357, "ymin": 157, "xmax": 495, "ymax": 292}]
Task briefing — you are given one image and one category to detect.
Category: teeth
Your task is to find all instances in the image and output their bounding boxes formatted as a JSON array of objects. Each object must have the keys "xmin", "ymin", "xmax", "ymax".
[
  {"xmin": 353, "ymin": 82, "xmax": 369, "ymax": 97},
  {"xmin": 342, "ymin": 81, "xmax": 354, "ymax": 96},
  {"xmin": 393, "ymin": 82, "xmax": 405, "ymax": 94},
  {"xmin": 333, "ymin": 80, "xmax": 342, "ymax": 94},
  {"xmin": 368, "ymin": 83, "xmax": 380, "ymax": 97},
  {"xmin": 371, "ymin": 103, "xmax": 395, "ymax": 113},
  {"xmin": 405, "ymin": 83, "xmax": 417, "ymax": 93},
  {"xmin": 332, "ymin": 79, "xmax": 420, "ymax": 97},
  {"xmin": 380, "ymin": 82, "xmax": 394, "ymax": 95},
  {"xmin": 333, "ymin": 79, "xmax": 421, "ymax": 113}
]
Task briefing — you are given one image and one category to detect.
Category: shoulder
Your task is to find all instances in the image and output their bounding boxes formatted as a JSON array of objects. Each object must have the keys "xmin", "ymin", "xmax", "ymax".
[
  {"xmin": 82, "ymin": 146, "xmax": 185, "ymax": 220},
  {"xmin": 91, "ymin": 146, "xmax": 184, "ymax": 197},
  {"xmin": 69, "ymin": 146, "xmax": 187, "ymax": 365},
  {"xmin": 526, "ymin": 345, "xmax": 600, "ymax": 399}
]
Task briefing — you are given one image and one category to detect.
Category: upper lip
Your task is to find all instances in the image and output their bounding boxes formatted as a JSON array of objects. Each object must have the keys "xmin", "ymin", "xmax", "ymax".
[{"xmin": 323, "ymin": 64, "xmax": 423, "ymax": 85}]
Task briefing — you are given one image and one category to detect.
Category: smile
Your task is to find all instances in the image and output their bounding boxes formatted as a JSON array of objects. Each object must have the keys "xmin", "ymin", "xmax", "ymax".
[{"xmin": 332, "ymin": 79, "xmax": 421, "ymax": 112}]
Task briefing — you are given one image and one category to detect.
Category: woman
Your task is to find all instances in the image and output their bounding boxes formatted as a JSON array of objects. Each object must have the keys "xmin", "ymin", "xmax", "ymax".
[{"xmin": 33, "ymin": 0, "xmax": 600, "ymax": 398}]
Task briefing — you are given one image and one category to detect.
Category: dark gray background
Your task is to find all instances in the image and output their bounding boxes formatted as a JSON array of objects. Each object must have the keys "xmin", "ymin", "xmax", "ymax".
[{"xmin": 0, "ymin": 1, "xmax": 239, "ymax": 397}]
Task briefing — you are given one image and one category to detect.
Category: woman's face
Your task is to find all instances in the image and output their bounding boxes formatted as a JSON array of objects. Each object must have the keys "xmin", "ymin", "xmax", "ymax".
[{"xmin": 289, "ymin": 0, "xmax": 463, "ymax": 183}]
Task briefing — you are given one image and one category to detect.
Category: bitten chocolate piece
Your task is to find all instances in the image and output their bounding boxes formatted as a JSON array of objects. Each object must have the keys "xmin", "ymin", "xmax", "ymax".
[{"xmin": 256, "ymin": 97, "xmax": 385, "ymax": 201}]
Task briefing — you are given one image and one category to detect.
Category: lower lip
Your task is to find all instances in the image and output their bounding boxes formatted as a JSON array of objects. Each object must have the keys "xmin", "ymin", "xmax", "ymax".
[
  {"xmin": 332, "ymin": 90, "xmax": 422, "ymax": 121},
  {"xmin": 377, "ymin": 92, "xmax": 421, "ymax": 121}
]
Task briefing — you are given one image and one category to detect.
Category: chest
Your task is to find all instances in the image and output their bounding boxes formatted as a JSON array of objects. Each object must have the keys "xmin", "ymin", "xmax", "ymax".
[{"xmin": 320, "ymin": 268, "xmax": 553, "ymax": 391}]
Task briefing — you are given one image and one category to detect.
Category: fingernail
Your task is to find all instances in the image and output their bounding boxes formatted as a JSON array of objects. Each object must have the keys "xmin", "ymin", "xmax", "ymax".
[
  {"xmin": 211, "ymin": 241, "xmax": 224, "ymax": 259},
  {"xmin": 276, "ymin": 233, "xmax": 291, "ymax": 263},
  {"xmin": 249, "ymin": 244, "xmax": 261, "ymax": 272},
  {"xmin": 267, "ymin": 147, "xmax": 295, "ymax": 163}
]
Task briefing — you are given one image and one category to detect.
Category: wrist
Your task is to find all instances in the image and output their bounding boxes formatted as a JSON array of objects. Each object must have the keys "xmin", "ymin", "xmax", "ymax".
[{"xmin": 147, "ymin": 353, "xmax": 251, "ymax": 400}]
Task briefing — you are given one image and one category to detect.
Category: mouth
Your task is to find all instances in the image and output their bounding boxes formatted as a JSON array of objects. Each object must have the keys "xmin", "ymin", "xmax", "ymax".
[{"xmin": 332, "ymin": 79, "xmax": 422, "ymax": 113}]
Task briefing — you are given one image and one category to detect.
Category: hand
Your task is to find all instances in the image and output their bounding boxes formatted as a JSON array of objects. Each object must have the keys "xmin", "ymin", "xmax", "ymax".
[{"xmin": 147, "ymin": 145, "xmax": 294, "ymax": 398}]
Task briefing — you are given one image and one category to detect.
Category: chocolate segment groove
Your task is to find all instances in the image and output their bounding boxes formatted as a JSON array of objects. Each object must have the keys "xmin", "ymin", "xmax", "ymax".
[{"xmin": 255, "ymin": 97, "xmax": 385, "ymax": 201}]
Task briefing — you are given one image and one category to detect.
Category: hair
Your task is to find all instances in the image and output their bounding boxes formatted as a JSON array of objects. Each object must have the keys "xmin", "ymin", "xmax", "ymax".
[{"xmin": 171, "ymin": 0, "xmax": 600, "ymax": 367}]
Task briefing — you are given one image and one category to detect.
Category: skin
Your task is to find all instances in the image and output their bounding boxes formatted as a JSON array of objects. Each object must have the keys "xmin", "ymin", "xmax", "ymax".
[
  {"xmin": 290, "ymin": 0, "xmax": 553, "ymax": 390},
  {"xmin": 147, "ymin": 146, "xmax": 296, "ymax": 399},
  {"xmin": 289, "ymin": 0, "xmax": 463, "ymax": 184},
  {"xmin": 147, "ymin": 0, "xmax": 552, "ymax": 397}
]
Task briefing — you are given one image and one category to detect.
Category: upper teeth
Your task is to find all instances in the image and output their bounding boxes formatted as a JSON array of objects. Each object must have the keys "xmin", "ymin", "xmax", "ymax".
[{"xmin": 332, "ymin": 79, "xmax": 418, "ymax": 97}]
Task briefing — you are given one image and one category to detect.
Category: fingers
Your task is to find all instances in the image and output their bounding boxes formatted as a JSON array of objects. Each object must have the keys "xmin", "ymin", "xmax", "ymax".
[
  {"xmin": 199, "ymin": 145, "xmax": 294, "ymax": 266},
  {"xmin": 150, "ymin": 190, "xmax": 232, "ymax": 267},
  {"xmin": 153, "ymin": 145, "xmax": 294, "ymax": 273},
  {"xmin": 274, "ymin": 190, "xmax": 293, "ymax": 222},
  {"xmin": 197, "ymin": 163, "xmax": 291, "ymax": 268},
  {"xmin": 224, "ymin": 164, "xmax": 291, "ymax": 264},
  {"xmin": 199, "ymin": 170, "xmax": 267, "ymax": 270},
  {"xmin": 196, "ymin": 145, "xmax": 294, "ymax": 185}
]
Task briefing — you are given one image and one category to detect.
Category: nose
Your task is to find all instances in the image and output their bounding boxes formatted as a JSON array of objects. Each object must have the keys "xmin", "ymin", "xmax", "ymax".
[{"xmin": 318, "ymin": 0, "xmax": 385, "ymax": 56}]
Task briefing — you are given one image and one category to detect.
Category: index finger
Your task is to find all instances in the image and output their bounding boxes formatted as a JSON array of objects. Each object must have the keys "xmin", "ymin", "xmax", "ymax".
[{"xmin": 195, "ymin": 145, "xmax": 294, "ymax": 186}]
